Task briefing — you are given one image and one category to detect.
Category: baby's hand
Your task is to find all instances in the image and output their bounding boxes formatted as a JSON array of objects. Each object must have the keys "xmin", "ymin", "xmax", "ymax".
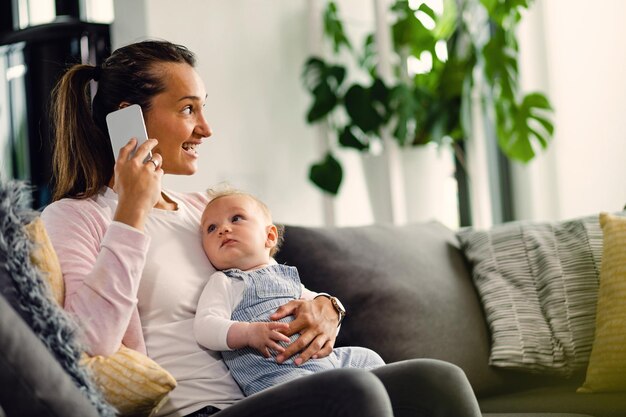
[{"xmin": 246, "ymin": 322, "xmax": 291, "ymax": 358}]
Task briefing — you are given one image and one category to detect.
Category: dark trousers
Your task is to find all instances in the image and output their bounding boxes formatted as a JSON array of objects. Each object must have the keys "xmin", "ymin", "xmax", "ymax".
[{"xmin": 186, "ymin": 359, "xmax": 481, "ymax": 417}]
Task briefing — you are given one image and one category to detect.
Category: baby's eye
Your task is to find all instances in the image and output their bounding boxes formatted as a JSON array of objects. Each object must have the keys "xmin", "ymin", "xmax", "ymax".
[
  {"xmin": 232, "ymin": 215, "xmax": 243, "ymax": 222},
  {"xmin": 207, "ymin": 224, "xmax": 216, "ymax": 233}
]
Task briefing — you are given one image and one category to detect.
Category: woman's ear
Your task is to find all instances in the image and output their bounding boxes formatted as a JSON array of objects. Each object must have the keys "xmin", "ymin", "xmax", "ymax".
[
  {"xmin": 265, "ymin": 224, "xmax": 278, "ymax": 249},
  {"xmin": 118, "ymin": 101, "xmax": 131, "ymax": 110}
]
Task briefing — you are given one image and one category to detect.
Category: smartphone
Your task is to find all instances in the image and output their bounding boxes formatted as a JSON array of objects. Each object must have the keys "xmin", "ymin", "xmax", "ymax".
[{"xmin": 106, "ymin": 104, "xmax": 151, "ymax": 161}]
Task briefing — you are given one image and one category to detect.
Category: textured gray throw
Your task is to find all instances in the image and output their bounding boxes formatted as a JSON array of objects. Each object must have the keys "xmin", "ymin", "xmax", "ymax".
[{"xmin": 0, "ymin": 179, "xmax": 115, "ymax": 417}]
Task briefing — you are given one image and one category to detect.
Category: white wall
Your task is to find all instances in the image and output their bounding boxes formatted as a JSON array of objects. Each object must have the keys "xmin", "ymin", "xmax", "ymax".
[
  {"xmin": 515, "ymin": 0, "xmax": 626, "ymax": 221},
  {"xmin": 112, "ymin": 0, "xmax": 626, "ymax": 228}
]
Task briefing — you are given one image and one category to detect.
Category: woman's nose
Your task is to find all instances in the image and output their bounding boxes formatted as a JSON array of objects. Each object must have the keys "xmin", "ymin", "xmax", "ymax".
[{"xmin": 196, "ymin": 113, "xmax": 212, "ymax": 138}]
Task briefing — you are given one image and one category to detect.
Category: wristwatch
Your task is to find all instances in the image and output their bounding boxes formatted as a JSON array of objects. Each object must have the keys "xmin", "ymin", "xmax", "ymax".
[{"xmin": 315, "ymin": 293, "xmax": 346, "ymax": 326}]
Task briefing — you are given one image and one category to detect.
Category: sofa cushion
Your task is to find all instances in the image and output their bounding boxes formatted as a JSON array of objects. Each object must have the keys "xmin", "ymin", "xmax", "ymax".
[
  {"xmin": 276, "ymin": 222, "xmax": 556, "ymax": 397},
  {"xmin": 578, "ymin": 212, "xmax": 626, "ymax": 393},
  {"xmin": 456, "ymin": 215, "xmax": 604, "ymax": 375},
  {"xmin": 480, "ymin": 381, "xmax": 626, "ymax": 417}
]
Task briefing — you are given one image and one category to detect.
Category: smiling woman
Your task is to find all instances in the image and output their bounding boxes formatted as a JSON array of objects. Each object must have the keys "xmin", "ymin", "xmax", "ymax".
[{"xmin": 41, "ymin": 39, "xmax": 482, "ymax": 417}]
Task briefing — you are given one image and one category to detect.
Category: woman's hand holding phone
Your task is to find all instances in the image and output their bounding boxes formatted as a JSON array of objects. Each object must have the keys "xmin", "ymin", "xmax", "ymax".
[{"xmin": 112, "ymin": 138, "xmax": 163, "ymax": 231}]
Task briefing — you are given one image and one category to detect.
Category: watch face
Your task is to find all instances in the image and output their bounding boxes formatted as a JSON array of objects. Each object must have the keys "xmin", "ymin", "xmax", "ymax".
[{"xmin": 332, "ymin": 297, "xmax": 346, "ymax": 314}]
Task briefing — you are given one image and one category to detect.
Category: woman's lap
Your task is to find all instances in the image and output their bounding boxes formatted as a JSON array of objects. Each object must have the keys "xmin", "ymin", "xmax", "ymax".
[
  {"xmin": 212, "ymin": 368, "xmax": 392, "ymax": 417},
  {"xmin": 205, "ymin": 359, "xmax": 480, "ymax": 417},
  {"xmin": 370, "ymin": 359, "xmax": 482, "ymax": 417}
]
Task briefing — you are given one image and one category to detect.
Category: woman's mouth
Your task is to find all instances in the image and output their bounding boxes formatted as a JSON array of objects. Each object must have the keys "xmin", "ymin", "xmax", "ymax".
[{"xmin": 182, "ymin": 142, "xmax": 199, "ymax": 156}]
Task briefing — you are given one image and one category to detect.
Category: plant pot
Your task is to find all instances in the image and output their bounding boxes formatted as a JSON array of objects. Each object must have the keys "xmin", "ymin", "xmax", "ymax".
[{"xmin": 361, "ymin": 143, "xmax": 457, "ymax": 226}]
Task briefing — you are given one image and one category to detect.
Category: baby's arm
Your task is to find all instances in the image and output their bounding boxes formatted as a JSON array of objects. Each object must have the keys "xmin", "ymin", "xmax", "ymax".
[
  {"xmin": 227, "ymin": 321, "xmax": 290, "ymax": 358},
  {"xmin": 194, "ymin": 272, "xmax": 240, "ymax": 350},
  {"xmin": 194, "ymin": 272, "xmax": 290, "ymax": 356}
]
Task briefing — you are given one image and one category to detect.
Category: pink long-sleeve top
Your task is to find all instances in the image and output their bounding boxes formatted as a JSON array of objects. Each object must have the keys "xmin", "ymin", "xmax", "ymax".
[{"xmin": 41, "ymin": 190, "xmax": 150, "ymax": 355}]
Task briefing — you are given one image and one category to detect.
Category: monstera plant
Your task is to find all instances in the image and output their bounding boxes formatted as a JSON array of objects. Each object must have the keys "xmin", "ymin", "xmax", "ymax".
[{"xmin": 302, "ymin": 0, "xmax": 554, "ymax": 195}]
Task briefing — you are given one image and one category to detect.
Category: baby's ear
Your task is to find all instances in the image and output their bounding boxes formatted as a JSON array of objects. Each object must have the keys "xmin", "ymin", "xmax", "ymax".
[{"xmin": 265, "ymin": 224, "xmax": 278, "ymax": 248}]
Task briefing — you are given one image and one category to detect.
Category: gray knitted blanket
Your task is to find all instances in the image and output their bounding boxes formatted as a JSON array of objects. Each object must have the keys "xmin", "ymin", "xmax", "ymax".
[{"xmin": 0, "ymin": 179, "xmax": 115, "ymax": 417}]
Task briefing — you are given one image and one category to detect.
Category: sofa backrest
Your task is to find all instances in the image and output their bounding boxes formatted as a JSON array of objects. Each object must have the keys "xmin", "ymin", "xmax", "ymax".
[{"xmin": 275, "ymin": 222, "xmax": 578, "ymax": 397}]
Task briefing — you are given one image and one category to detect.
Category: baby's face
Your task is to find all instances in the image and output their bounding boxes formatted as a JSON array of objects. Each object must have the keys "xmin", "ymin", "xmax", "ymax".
[{"xmin": 201, "ymin": 194, "xmax": 273, "ymax": 271}]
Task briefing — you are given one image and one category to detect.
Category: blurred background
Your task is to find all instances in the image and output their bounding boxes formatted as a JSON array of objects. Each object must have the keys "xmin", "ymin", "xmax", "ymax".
[{"xmin": 1, "ymin": 0, "xmax": 624, "ymax": 229}]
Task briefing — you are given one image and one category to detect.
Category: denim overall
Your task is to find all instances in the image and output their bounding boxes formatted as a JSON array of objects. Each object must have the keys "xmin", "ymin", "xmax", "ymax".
[{"xmin": 221, "ymin": 265, "xmax": 384, "ymax": 396}]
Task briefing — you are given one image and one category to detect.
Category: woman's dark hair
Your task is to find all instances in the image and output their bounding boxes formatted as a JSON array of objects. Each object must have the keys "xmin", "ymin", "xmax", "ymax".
[{"xmin": 50, "ymin": 40, "xmax": 196, "ymax": 201}]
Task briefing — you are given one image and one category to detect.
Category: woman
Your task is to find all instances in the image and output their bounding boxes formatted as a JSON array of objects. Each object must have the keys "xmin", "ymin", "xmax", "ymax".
[{"xmin": 42, "ymin": 40, "xmax": 482, "ymax": 417}]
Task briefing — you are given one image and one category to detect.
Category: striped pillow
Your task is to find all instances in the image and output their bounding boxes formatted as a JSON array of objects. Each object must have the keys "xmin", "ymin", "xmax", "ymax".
[{"xmin": 457, "ymin": 215, "xmax": 604, "ymax": 374}]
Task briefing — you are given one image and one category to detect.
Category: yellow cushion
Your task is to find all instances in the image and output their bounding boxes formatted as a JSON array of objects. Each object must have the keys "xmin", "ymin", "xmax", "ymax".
[
  {"xmin": 578, "ymin": 212, "xmax": 626, "ymax": 393},
  {"xmin": 25, "ymin": 217, "xmax": 177, "ymax": 416},
  {"xmin": 80, "ymin": 347, "xmax": 176, "ymax": 417},
  {"xmin": 25, "ymin": 218, "xmax": 64, "ymax": 304}
]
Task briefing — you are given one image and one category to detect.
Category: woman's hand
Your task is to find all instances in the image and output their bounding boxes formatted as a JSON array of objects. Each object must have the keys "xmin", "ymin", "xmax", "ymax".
[
  {"xmin": 270, "ymin": 297, "xmax": 339, "ymax": 365},
  {"xmin": 112, "ymin": 138, "xmax": 163, "ymax": 231}
]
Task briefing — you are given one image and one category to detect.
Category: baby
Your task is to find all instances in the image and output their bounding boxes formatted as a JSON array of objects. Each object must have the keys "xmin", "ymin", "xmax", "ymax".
[{"xmin": 193, "ymin": 188, "xmax": 384, "ymax": 396}]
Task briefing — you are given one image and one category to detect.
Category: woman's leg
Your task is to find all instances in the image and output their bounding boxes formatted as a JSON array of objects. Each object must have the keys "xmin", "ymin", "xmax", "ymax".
[
  {"xmin": 213, "ymin": 368, "xmax": 393, "ymax": 417},
  {"xmin": 371, "ymin": 359, "xmax": 482, "ymax": 417}
]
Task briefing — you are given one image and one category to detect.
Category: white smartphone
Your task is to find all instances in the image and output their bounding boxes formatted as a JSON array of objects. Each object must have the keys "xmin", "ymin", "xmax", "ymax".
[{"xmin": 105, "ymin": 104, "xmax": 151, "ymax": 161}]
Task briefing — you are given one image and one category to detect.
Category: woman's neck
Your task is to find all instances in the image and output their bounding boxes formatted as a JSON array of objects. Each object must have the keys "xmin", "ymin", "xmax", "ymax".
[{"xmin": 155, "ymin": 191, "xmax": 178, "ymax": 211}]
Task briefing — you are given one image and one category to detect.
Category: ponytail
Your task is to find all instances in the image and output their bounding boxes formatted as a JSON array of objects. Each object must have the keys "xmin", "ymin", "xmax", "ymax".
[{"xmin": 51, "ymin": 64, "xmax": 114, "ymax": 201}]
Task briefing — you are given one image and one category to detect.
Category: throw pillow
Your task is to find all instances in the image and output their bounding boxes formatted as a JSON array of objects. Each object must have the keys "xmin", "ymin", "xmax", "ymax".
[
  {"xmin": 81, "ymin": 347, "xmax": 177, "ymax": 417},
  {"xmin": 457, "ymin": 215, "xmax": 604, "ymax": 374},
  {"xmin": 578, "ymin": 212, "xmax": 626, "ymax": 393},
  {"xmin": 25, "ymin": 217, "xmax": 177, "ymax": 416}
]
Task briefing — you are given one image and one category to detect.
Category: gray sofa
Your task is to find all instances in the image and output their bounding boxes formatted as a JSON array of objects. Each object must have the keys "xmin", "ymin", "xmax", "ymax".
[
  {"xmin": 275, "ymin": 222, "xmax": 626, "ymax": 417},
  {"xmin": 1, "ymin": 185, "xmax": 624, "ymax": 416}
]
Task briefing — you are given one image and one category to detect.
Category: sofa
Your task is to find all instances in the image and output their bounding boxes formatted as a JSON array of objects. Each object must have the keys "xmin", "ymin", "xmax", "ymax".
[
  {"xmin": 275, "ymin": 221, "xmax": 626, "ymax": 417},
  {"xmin": 1, "ymin": 177, "xmax": 624, "ymax": 416}
]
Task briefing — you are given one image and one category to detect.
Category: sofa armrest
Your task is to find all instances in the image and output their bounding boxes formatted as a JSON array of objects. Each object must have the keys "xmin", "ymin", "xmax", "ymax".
[{"xmin": 0, "ymin": 293, "xmax": 101, "ymax": 417}]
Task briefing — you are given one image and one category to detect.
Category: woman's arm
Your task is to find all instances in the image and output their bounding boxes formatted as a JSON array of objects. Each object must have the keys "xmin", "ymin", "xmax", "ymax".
[{"xmin": 42, "ymin": 201, "xmax": 150, "ymax": 356}]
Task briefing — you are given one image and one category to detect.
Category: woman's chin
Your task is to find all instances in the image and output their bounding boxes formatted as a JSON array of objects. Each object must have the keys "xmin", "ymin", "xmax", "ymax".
[{"xmin": 163, "ymin": 163, "xmax": 198, "ymax": 176}]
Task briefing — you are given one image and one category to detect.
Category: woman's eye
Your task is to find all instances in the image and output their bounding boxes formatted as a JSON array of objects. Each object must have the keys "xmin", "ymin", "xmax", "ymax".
[
  {"xmin": 182, "ymin": 106, "xmax": 192, "ymax": 115},
  {"xmin": 207, "ymin": 224, "xmax": 216, "ymax": 233}
]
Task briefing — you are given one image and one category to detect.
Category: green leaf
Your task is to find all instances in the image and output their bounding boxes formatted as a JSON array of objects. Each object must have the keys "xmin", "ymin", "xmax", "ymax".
[
  {"xmin": 531, "ymin": 113, "xmax": 555, "ymax": 136},
  {"xmin": 391, "ymin": 0, "xmax": 438, "ymax": 57},
  {"xmin": 483, "ymin": 28, "xmax": 519, "ymax": 102},
  {"xmin": 302, "ymin": 57, "xmax": 346, "ymax": 122},
  {"xmin": 344, "ymin": 82, "xmax": 389, "ymax": 134},
  {"xmin": 388, "ymin": 82, "xmax": 420, "ymax": 145},
  {"xmin": 481, "ymin": 0, "xmax": 531, "ymax": 27},
  {"xmin": 309, "ymin": 152, "xmax": 343, "ymax": 195},
  {"xmin": 302, "ymin": 57, "xmax": 346, "ymax": 92},
  {"xmin": 338, "ymin": 125, "xmax": 369, "ymax": 151},
  {"xmin": 359, "ymin": 34, "xmax": 379, "ymax": 77},
  {"xmin": 324, "ymin": 1, "xmax": 352, "ymax": 53},
  {"xmin": 523, "ymin": 92, "xmax": 553, "ymax": 110},
  {"xmin": 307, "ymin": 82, "xmax": 339, "ymax": 122},
  {"xmin": 496, "ymin": 92, "xmax": 554, "ymax": 163}
]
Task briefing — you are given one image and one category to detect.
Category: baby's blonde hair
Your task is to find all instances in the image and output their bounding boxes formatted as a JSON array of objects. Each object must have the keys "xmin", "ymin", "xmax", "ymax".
[{"xmin": 204, "ymin": 185, "xmax": 285, "ymax": 257}]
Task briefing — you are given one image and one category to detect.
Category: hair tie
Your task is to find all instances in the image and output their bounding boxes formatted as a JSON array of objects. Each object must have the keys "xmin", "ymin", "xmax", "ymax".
[{"xmin": 92, "ymin": 65, "xmax": 102, "ymax": 82}]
